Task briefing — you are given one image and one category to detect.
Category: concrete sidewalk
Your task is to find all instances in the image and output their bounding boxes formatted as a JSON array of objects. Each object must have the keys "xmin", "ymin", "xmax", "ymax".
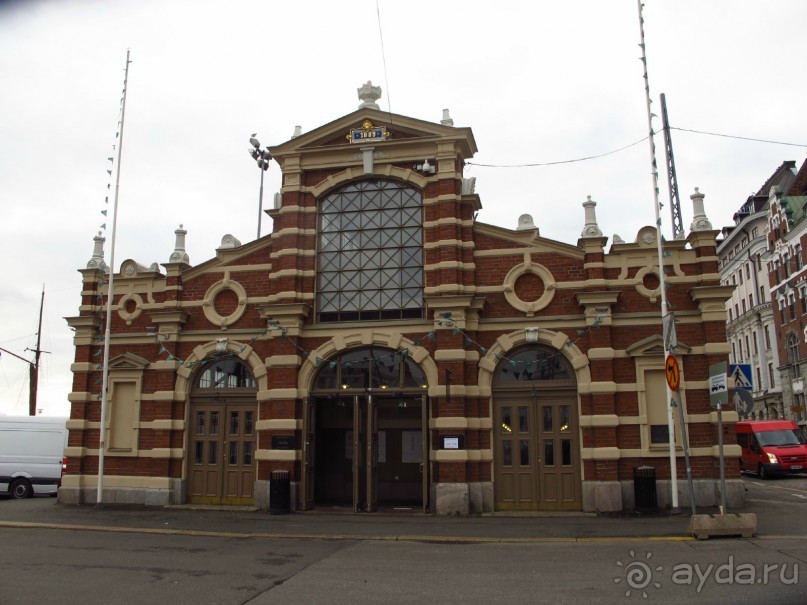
[{"xmin": 0, "ymin": 497, "xmax": 705, "ymax": 543}]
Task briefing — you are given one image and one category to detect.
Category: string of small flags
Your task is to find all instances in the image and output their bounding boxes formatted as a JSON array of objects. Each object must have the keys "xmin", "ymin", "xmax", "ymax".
[{"xmin": 147, "ymin": 311, "xmax": 603, "ymax": 374}]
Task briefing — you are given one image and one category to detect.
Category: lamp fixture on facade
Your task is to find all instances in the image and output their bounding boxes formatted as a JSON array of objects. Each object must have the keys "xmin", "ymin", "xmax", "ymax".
[
  {"xmin": 415, "ymin": 159, "xmax": 435, "ymax": 175},
  {"xmin": 248, "ymin": 134, "xmax": 272, "ymax": 240}
]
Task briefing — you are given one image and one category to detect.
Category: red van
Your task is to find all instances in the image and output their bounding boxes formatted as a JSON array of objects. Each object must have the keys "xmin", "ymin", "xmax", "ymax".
[{"xmin": 736, "ymin": 420, "xmax": 807, "ymax": 479}]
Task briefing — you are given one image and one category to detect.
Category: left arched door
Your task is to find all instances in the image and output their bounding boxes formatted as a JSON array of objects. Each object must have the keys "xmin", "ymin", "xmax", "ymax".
[{"xmin": 188, "ymin": 358, "xmax": 257, "ymax": 505}]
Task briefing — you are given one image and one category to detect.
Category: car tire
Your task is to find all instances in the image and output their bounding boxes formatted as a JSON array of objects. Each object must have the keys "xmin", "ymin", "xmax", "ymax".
[
  {"xmin": 758, "ymin": 464, "xmax": 769, "ymax": 480},
  {"xmin": 10, "ymin": 478, "xmax": 33, "ymax": 499}
]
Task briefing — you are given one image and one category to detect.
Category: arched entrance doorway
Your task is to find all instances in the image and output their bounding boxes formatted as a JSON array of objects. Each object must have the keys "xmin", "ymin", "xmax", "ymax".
[
  {"xmin": 303, "ymin": 347, "xmax": 429, "ymax": 512},
  {"xmin": 187, "ymin": 357, "xmax": 257, "ymax": 505},
  {"xmin": 492, "ymin": 345, "xmax": 582, "ymax": 510}
]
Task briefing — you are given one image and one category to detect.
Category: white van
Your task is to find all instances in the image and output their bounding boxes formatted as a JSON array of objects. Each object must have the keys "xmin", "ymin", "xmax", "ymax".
[{"xmin": 0, "ymin": 416, "xmax": 68, "ymax": 498}]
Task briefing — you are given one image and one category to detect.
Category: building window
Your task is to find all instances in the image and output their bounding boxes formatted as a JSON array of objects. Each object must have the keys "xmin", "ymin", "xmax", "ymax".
[
  {"xmin": 796, "ymin": 244, "xmax": 803, "ymax": 270},
  {"xmin": 784, "ymin": 254, "xmax": 791, "ymax": 277},
  {"xmin": 748, "ymin": 293, "xmax": 754, "ymax": 309},
  {"xmin": 738, "ymin": 270, "xmax": 744, "ymax": 285},
  {"xmin": 728, "ymin": 308, "xmax": 733, "ymax": 322},
  {"xmin": 316, "ymin": 179, "xmax": 424, "ymax": 322},
  {"xmin": 789, "ymin": 295, "xmax": 796, "ymax": 321},
  {"xmin": 769, "ymin": 363, "xmax": 775, "ymax": 387},
  {"xmin": 753, "ymin": 332, "xmax": 758, "ymax": 355},
  {"xmin": 741, "ymin": 300, "xmax": 747, "ymax": 314},
  {"xmin": 788, "ymin": 333, "xmax": 800, "ymax": 377},
  {"xmin": 744, "ymin": 336, "xmax": 750, "ymax": 361},
  {"xmin": 751, "ymin": 227, "xmax": 759, "ymax": 238},
  {"xmin": 765, "ymin": 326, "xmax": 771, "ymax": 350},
  {"xmin": 731, "ymin": 342, "xmax": 737, "ymax": 362},
  {"xmin": 197, "ymin": 359, "xmax": 256, "ymax": 389},
  {"xmin": 745, "ymin": 263, "xmax": 751, "ymax": 279},
  {"xmin": 760, "ymin": 286, "xmax": 766, "ymax": 302},
  {"xmin": 756, "ymin": 366, "xmax": 762, "ymax": 389}
]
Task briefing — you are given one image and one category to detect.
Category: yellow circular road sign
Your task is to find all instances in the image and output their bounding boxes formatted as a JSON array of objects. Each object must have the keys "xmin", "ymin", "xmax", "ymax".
[{"xmin": 665, "ymin": 354, "xmax": 680, "ymax": 391}]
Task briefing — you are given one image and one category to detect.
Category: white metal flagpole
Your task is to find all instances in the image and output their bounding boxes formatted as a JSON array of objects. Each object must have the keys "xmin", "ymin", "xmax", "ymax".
[
  {"xmin": 97, "ymin": 50, "xmax": 132, "ymax": 507},
  {"xmin": 636, "ymin": 1, "xmax": 679, "ymax": 510}
]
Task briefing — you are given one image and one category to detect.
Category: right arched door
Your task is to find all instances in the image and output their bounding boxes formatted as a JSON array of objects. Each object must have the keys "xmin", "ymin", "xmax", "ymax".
[{"xmin": 492, "ymin": 345, "xmax": 582, "ymax": 510}]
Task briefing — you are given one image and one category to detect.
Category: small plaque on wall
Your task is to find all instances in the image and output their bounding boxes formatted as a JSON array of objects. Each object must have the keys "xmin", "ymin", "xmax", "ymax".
[
  {"xmin": 272, "ymin": 435, "xmax": 294, "ymax": 450},
  {"xmin": 441, "ymin": 435, "xmax": 464, "ymax": 450}
]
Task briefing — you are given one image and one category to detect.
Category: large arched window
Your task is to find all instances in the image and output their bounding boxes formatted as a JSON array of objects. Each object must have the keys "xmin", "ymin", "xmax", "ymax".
[
  {"xmin": 312, "ymin": 347, "xmax": 427, "ymax": 392},
  {"xmin": 196, "ymin": 358, "xmax": 256, "ymax": 389},
  {"xmin": 317, "ymin": 179, "xmax": 424, "ymax": 322},
  {"xmin": 493, "ymin": 345, "xmax": 574, "ymax": 385}
]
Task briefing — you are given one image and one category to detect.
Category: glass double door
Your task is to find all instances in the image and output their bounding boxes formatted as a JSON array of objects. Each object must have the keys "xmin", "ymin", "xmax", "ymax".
[
  {"xmin": 303, "ymin": 394, "xmax": 428, "ymax": 512},
  {"xmin": 494, "ymin": 396, "xmax": 581, "ymax": 510},
  {"xmin": 188, "ymin": 403, "xmax": 256, "ymax": 505}
]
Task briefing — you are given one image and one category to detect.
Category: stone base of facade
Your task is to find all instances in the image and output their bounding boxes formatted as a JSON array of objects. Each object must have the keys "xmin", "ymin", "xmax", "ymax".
[
  {"xmin": 617, "ymin": 478, "xmax": 746, "ymax": 511},
  {"xmin": 254, "ymin": 479, "xmax": 299, "ymax": 512},
  {"xmin": 58, "ymin": 480, "xmax": 182, "ymax": 507},
  {"xmin": 433, "ymin": 482, "xmax": 494, "ymax": 514}
]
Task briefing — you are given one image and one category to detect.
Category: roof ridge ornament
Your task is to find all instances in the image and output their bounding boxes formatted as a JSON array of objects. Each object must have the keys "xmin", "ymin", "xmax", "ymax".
[{"xmin": 357, "ymin": 80, "xmax": 382, "ymax": 110}]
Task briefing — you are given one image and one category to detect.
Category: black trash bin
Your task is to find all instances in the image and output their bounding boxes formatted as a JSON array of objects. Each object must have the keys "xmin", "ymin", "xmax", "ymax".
[
  {"xmin": 269, "ymin": 470, "xmax": 290, "ymax": 514},
  {"xmin": 633, "ymin": 465, "xmax": 657, "ymax": 510}
]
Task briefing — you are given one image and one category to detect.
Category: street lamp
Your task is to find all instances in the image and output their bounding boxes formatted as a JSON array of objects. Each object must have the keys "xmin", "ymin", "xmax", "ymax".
[{"xmin": 248, "ymin": 133, "xmax": 272, "ymax": 239}]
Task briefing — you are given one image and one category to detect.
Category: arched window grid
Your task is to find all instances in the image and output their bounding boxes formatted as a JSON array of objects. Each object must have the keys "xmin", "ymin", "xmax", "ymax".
[
  {"xmin": 312, "ymin": 347, "xmax": 427, "ymax": 394},
  {"xmin": 195, "ymin": 357, "xmax": 256, "ymax": 390},
  {"xmin": 316, "ymin": 179, "xmax": 425, "ymax": 323}
]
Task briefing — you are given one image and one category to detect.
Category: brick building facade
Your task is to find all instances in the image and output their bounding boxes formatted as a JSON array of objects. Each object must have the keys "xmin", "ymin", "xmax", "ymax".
[{"xmin": 62, "ymin": 84, "xmax": 742, "ymax": 513}]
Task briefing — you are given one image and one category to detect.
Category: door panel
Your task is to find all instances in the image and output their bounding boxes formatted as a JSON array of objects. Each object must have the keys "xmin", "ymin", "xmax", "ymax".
[
  {"xmin": 188, "ymin": 403, "xmax": 256, "ymax": 505},
  {"xmin": 302, "ymin": 398, "xmax": 315, "ymax": 510},
  {"xmin": 366, "ymin": 395, "xmax": 377, "ymax": 512},
  {"xmin": 494, "ymin": 395, "xmax": 581, "ymax": 511}
]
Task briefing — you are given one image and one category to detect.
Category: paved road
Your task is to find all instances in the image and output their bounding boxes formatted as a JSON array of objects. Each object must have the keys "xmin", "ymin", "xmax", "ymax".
[{"xmin": 0, "ymin": 474, "xmax": 805, "ymax": 604}]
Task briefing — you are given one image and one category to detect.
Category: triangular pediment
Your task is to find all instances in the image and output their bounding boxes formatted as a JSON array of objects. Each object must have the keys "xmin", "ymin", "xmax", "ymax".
[
  {"xmin": 473, "ymin": 222, "xmax": 586, "ymax": 260},
  {"xmin": 268, "ymin": 107, "xmax": 477, "ymax": 159},
  {"xmin": 626, "ymin": 334, "xmax": 691, "ymax": 357},
  {"xmin": 108, "ymin": 352, "xmax": 151, "ymax": 370}
]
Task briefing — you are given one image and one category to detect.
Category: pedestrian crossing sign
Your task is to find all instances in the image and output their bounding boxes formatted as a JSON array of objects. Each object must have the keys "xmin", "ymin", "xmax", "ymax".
[{"xmin": 730, "ymin": 364, "xmax": 753, "ymax": 391}]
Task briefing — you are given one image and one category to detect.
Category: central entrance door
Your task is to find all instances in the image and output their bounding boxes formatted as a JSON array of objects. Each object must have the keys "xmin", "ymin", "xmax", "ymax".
[{"xmin": 305, "ymin": 394, "xmax": 428, "ymax": 512}]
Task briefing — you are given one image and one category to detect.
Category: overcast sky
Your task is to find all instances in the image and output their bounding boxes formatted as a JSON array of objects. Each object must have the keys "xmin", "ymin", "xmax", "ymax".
[{"xmin": 1, "ymin": 0, "xmax": 806, "ymax": 417}]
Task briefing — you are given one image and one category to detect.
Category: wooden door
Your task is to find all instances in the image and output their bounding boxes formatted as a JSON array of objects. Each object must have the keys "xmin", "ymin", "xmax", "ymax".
[
  {"xmin": 537, "ymin": 399, "xmax": 581, "ymax": 509},
  {"xmin": 494, "ymin": 402, "xmax": 537, "ymax": 509},
  {"xmin": 189, "ymin": 403, "xmax": 256, "ymax": 505}
]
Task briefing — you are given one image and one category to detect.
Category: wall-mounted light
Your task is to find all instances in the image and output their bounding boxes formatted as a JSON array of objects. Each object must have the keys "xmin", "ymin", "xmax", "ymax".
[{"xmin": 415, "ymin": 159, "xmax": 435, "ymax": 175}]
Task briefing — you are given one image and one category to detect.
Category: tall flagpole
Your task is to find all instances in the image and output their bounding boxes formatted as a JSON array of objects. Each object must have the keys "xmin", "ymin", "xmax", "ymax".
[
  {"xmin": 98, "ymin": 50, "xmax": 132, "ymax": 507},
  {"xmin": 636, "ymin": 2, "xmax": 679, "ymax": 511}
]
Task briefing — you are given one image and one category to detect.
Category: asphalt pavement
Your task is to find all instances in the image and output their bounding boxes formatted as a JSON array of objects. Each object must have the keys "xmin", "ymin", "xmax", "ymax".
[{"xmin": 0, "ymin": 496, "xmax": 736, "ymax": 543}]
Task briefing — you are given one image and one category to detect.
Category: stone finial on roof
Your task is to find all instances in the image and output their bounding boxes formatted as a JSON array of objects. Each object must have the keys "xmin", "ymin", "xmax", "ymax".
[
  {"xmin": 86, "ymin": 230, "xmax": 108, "ymax": 271},
  {"xmin": 441, "ymin": 109, "xmax": 454, "ymax": 126},
  {"xmin": 218, "ymin": 234, "xmax": 242, "ymax": 250},
  {"xmin": 357, "ymin": 80, "xmax": 382, "ymax": 110},
  {"xmin": 517, "ymin": 214, "xmax": 536, "ymax": 231},
  {"xmin": 580, "ymin": 195, "xmax": 603, "ymax": 237},
  {"xmin": 689, "ymin": 187, "xmax": 713, "ymax": 232},
  {"xmin": 168, "ymin": 224, "xmax": 190, "ymax": 264}
]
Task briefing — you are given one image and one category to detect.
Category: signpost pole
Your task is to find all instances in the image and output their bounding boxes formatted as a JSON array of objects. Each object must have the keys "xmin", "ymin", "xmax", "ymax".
[
  {"xmin": 717, "ymin": 401, "xmax": 727, "ymax": 514},
  {"xmin": 674, "ymin": 389, "xmax": 696, "ymax": 515},
  {"xmin": 709, "ymin": 361, "xmax": 729, "ymax": 515}
]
